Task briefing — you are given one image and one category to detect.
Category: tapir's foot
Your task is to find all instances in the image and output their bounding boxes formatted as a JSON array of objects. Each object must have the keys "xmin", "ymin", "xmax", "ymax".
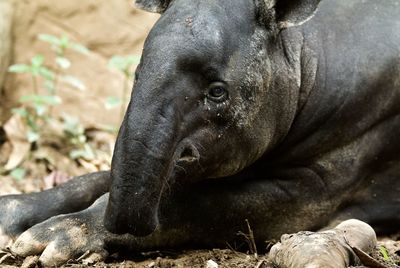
[
  {"xmin": 0, "ymin": 194, "xmax": 42, "ymax": 249},
  {"xmin": 11, "ymin": 194, "xmax": 110, "ymax": 267},
  {"xmin": 0, "ymin": 171, "xmax": 111, "ymax": 251},
  {"xmin": 269, "ymin": 219, "xmax": 377, "ymax": 268}
]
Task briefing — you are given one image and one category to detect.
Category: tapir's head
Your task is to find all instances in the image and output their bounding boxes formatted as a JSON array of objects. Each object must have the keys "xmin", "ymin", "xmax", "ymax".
[{"xmin": 104, "ymin": 0, "xmax": 320, "ymax": 236}]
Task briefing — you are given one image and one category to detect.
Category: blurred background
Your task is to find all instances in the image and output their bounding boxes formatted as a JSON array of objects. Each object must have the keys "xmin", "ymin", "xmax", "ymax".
[{"xmin": 0, "ymin": 0, "xmax": 159, "ymax": 194}]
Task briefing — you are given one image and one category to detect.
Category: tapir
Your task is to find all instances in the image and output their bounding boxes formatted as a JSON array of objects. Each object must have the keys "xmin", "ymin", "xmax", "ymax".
[{"xmin": 0, "ymin": 0, "xmax": 399, "ymax": 266}]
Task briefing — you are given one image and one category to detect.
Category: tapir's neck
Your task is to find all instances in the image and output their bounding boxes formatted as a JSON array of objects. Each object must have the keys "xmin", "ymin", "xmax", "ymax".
[{"xmin": 262, "ymin": 26, "xmax": 319, "ymax": 158}]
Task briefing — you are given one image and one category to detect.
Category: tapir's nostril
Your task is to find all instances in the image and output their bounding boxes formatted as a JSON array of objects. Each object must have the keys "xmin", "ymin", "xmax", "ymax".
[{"xmin": 178, "ymin": 145, "xmax": 199, "ymax": 163}]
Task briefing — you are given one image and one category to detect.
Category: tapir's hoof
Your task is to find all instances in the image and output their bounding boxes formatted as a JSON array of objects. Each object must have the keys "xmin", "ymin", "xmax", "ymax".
[
  {"xmin": 11, "ymin": 212, "xmax": 109, "ymax": 267},
  {"xmin": 10, "ymin": 195, "xmax": 110, "ymax": 267},
  {"xmin": 269, "ymin": 219, "xmax": 377, "ymax": 268}
]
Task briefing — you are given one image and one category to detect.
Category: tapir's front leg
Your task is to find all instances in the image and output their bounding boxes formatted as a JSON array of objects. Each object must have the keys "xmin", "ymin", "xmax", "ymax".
[
  {"xmin": 0, "ymin": 171, "xmax": 110, "ymax": 248},
  {"xmin": 9, "ymin": 178, "xmax": 371, "ymax": 267}
]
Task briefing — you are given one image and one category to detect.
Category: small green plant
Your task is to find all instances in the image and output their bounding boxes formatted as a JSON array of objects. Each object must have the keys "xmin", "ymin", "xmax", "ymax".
[
  {"xmin": 6, "ymin": 34, "xmax": 93, "ymax": 176},
  {"xmin": 10, "ymin": 167, "xmax": 27, "ymax": 181},
  {"xmin": 107, "ymin": 55, "xmax": 140, "ymax": 121},
  {"xmin": 62, "ymin": 115, "xmax": 95, "ymax": 160},
  {"xmin": 9, "ymin": 54, "xmax": 60, "ymax": 143},
  {"xmin": 379, "ymin": 245, "xmax": 392, "ymax": 261},
  {"xmin": 8, "ymin": 34, "xmax": 88, "ymax": 143},
  {"xmin": 38, "ymin": 34, "xmax": 87, "ymax": 95}
]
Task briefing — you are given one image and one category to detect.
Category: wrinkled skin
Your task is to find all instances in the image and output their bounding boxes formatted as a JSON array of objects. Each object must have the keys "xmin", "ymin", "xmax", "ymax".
[{"xmin": 1, "ymin": 0, "xmax": 400, "ymax": 266}]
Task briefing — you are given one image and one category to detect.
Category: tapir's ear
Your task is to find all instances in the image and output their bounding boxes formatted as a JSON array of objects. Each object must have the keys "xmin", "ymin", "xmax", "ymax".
[
  {"xmin": 135, "ymin": 0, "xmax": 171, "ymax": 13},
  {"xmin": 258, "ymin": 0, "xmax": 321, "ymax": 29},
  {"xmin": 275, "ymin": 0, "xmax": 321, "ymax": 29},
  {"xmin": 275, "ymin": 0, "xmax": 321, "ymax": 28}
]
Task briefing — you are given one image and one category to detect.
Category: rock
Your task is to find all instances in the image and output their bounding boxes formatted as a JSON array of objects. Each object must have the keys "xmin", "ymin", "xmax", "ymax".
[{"xmin": 207, "ymin": 259, "xmax": 219, "ymax": 268}]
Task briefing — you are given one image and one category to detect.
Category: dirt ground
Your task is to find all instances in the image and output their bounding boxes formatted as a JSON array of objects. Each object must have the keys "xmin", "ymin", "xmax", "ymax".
[
  {"xmin": 1, "ymin": 248, "xmax": 268, "ymax": 268},
  {"xmin": 0, "ymin": 235, "xmax": 399, "ymax": 268}
]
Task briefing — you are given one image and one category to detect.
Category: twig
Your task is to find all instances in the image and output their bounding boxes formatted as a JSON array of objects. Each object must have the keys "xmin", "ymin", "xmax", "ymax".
[
  {"xmin": 255, "ymin": 260, "xmax": 266, "ymax": 268},
  {"xmin": 237, "ymin": 219, "xmax": 258, "ymax": 258},
  {"xmin": 76, "ymin": 250, "xmax": 91, "ymax": 262},
  {"xmin": 225, "ymin": 242, "xmax": 244, "ymax": 258},
  {"xmin": 0, "ymin": 253, "xmax": 14, "ymax": 264}
]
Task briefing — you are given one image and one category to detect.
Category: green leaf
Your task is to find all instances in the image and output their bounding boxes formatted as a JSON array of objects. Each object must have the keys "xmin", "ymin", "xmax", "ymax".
[
  {"xmin": 31, "ymin": 54, "xmax": 45, "ymax": 67},
  {"xmin": 70, "ymin": 43, "xmax": 89, "ymax": 55},
  {"xmin": 55, "ymin": 57, "xmax": 71, "ymax": 69},
  {"xmin": 31, "ymin": 66, "xmax": 40, "ymax": 76},
  {"xmin": 98, "ymin": 124, "xmax": 119, "ymax": 134},
  {"xmin": 10, "ymin": 167, "xmax": 26, "ymax": 181},
  {"xmin": 20, "ymin": 94, "xmax": 62, "ymax": 106},
  {"xmin": 53, "ymin": 44, "xmax": 63, "ymax": 55},
  {"xmin": 379, "ymin": 246, "xmax": 391, "ymax": 261},
  {"xmin": 108, "ymin": 56, "xmax": 125, "ymax": 71},
  {"xmin": 27, "ymin": 131, "xmax": 40, "ymax": 143},
  {"xmin": 46, "ymin": 95, "xmax": 62, "ymax": 105},
  {"xmin": 108, "ymin": 55, "xmax": 140, "ymax": 73},
  {"xmin": 105, "ymin": 96, "xmax": 121, "ymax": 109},
  {"xmin": 69, "ymin": 144, "xmax": 95, "ymax": 160},
  {"xmin": 61, "ymin": 75, "xmax": 86, "ymax": 91},
  {"xmin": 8, "ymin": 64, "xmax": 31, "ymax": 73},
  {"xmin": 62, "ymin": 114, "xmax": 84, "ymax": 136},
  {"xmin": 12, "ymin": 107, "xmax": 28, "ymax": 117},
  {"xmin": 60, "ymin": 35, "xmax": 69, "ymax": 49},
  {"xmin": 34, "ymin": 103, "xmax": 47, "ymax": 116},
  {"xmin": 44, "ymin": 80, "xmax": 56, "ymax": 93},
  {"xmin": 38, "ymin": 66, "xmax": 55, "ymax": 80},
  {"xmin": 38, "ymin": 34, "xmax": 61, "ymax": 46},
  {"xmin": 69, "ymin": 149, "xmax": 86, "ymax": 160}
]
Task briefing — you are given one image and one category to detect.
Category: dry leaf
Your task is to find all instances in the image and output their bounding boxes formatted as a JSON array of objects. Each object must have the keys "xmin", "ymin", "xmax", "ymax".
[
  {"xmin": 0, "ymin": 176, "xmax": 21, "ymax": 195},
  {"xmin": 43, "ymin": 171, "xmax": 71, "ymax": 190},
  {"xmin": 3, "ymin": 114, "xmax": 30, "ymax": 171}
]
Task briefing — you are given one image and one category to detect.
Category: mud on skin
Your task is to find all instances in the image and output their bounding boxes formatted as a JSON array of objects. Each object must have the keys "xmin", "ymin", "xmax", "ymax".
[{"xmin": 1, "ymin": 0, "xmax": 400, "ymax": 267}]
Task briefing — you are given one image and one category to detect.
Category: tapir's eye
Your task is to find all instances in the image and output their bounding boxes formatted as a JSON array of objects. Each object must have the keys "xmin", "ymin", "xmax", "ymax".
[{"xmin": 207, "ymin": 82, "xmax": 228, "ymax": 102}]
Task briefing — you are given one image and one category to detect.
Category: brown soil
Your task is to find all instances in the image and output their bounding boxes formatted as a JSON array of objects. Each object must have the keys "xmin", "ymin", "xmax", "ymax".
[
  {"xmin": 0, "ymin": 240, "xmax": 399, "ymax": 267},
  {"xmin": 1, "ymin": 249, "xmax": 273, "ymax": 268}
]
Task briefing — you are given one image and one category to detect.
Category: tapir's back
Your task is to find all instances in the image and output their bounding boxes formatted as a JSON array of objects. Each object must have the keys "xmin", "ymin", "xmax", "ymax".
[
  {"xmin": 311, "ymin": 0, "xmax": 400, "ymax": 63},
  {"xmin": 283, "ymin": 0, "xmax": 400, "ymax": 159},
  {"xmin": 277, "ymin": 0, "xmax": 400, "ymax": 232}
]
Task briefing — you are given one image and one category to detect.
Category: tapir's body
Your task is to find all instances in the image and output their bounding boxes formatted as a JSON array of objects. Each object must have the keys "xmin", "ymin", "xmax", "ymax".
[{"xmin": 0, "ymin": 0, "xmax": 399, "ymax": 266}]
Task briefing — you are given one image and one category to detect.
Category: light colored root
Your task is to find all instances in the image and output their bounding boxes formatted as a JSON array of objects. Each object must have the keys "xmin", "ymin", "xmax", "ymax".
[{"xmin": 269, "ymin": 219, "xmax": 377, "ymax": 268}]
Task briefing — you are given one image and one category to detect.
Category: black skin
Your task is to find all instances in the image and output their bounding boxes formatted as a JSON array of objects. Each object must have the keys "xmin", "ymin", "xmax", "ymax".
[{"xmin": 1, "ymin": 0, "xmax": 400, "ymax": 266}]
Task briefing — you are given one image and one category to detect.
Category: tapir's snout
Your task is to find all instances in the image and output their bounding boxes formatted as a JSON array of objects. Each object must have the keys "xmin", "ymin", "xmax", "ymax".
[
  {"xmin": 102, "ymin": 71, "xmax": 206, "ymax": 236},
  {"xmin": 102, "ymin": 85, "xmax": 181, "ymax": 235}
]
